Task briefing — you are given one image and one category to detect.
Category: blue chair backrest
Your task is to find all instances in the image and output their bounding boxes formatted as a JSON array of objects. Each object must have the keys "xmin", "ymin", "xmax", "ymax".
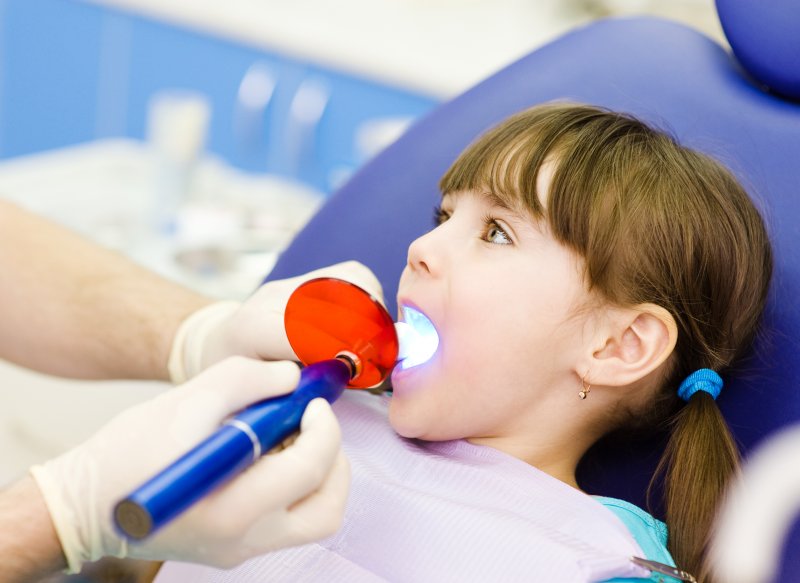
[{"xmin": 267, "ymin": 17, "xmax": 800, "ymax": 580}]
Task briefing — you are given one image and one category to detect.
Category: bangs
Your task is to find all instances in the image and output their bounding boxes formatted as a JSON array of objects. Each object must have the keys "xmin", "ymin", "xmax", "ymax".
[{"xmin": 438, "ymin": 107, "xmax": 565, "ymax": 219}]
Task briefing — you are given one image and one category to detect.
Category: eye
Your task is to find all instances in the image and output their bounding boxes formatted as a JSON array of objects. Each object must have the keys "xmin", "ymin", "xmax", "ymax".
[
  {"xmin": 482, "ymin": 217, "xmax": 513, "ymax": 245},
  {"xmin": 433, "ymin": 204, "xmax": 451, "ymax": 226}
]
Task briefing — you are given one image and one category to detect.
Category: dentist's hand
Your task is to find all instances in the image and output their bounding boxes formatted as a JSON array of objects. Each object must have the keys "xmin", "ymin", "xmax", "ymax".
[
  {"xmin": 30, "ymin": 358, "xmax": 349, "ymax": 571},
  {"xmin": 169, "ymin": 261, "xmax": 384, "ymax": 384}
]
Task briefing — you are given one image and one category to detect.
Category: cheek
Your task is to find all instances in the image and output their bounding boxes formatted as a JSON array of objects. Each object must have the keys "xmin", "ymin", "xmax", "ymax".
[
  {"xmin": 436, "ymin": 290, "xmax": 575, "ymax": 409},
  {"xmin": 447, "ymin": 294, "xmax": 547, "ymax": 375},
  {"xmin": 389, "ymin": 262, "xmax": 585, "ymax": 438}
]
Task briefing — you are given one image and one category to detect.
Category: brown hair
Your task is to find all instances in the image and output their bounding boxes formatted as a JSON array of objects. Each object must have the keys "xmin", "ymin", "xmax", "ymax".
[{"xmin": 439, "ymin": 103, "xmax": 773, "ymax": 581}]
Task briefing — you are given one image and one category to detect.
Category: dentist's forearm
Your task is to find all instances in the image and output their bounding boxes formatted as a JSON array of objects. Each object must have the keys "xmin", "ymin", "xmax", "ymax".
[
  {"xmin": 0, "ymin": 200, "xmax": 211, "ymax": 380},
  {"xmin": 0, "ymin": 475, "xmax": 66, "ymax": 583}
]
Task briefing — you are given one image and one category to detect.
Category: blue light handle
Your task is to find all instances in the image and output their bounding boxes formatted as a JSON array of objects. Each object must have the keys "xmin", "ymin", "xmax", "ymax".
[{"xmin": 113, "ymin": 358, "xmax": 351, "ymax": 540}]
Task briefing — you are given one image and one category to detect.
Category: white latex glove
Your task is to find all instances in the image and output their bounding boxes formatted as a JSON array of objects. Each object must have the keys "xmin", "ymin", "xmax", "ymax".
[
  {"xmin": 30, "ymin": 357, "xmax": 350, "ymax": 572},
  {"xmin": 168, "ymin": 261, "xmax": 384, "ymax": 384}
]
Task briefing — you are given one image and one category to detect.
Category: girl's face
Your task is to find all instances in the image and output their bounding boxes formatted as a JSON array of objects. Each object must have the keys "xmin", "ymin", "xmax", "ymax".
[{"xmin": 390, "ymin": 181, "xmax": 598, "ymax": 442}]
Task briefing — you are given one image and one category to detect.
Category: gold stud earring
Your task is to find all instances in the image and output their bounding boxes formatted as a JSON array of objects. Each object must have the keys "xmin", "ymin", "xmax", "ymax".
[{"xmin": 579, "ymin": 373, "xmax": 591, "ymax": 400}]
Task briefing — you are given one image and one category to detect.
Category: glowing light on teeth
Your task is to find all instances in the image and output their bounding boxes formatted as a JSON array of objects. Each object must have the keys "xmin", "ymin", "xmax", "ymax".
[{"xmin": 394, "ymin": 306, "xmax": 439, "ymax": 369}]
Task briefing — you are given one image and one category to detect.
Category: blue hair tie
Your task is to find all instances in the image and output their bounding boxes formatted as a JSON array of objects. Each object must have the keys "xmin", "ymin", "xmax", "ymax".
[{"xmin": 678, "ymin": 368, "xmax": 723, "ymax": 402}]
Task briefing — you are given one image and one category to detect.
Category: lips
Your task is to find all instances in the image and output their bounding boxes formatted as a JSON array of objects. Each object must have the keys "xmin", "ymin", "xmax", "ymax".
[{"xmin": 396, "ymin": 303, "xmax": 440, "ymax": 370}]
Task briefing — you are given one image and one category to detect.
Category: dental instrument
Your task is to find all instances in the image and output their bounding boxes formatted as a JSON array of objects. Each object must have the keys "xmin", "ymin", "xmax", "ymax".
[{"xmin": 114, "ymin": 277, "xmax": 438, "ymax": 540}]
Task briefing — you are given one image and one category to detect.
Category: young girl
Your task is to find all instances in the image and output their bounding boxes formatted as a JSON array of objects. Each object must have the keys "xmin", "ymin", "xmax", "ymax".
[{"xmin": 156, "ymin": 103, "xmax": 772, "ymax": 582}]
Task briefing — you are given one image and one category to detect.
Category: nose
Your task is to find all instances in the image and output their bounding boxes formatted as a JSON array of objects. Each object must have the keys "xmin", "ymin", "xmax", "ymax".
[{"xmin": 406, "ymin": 227, "xmax": 444, "ymax": 277}]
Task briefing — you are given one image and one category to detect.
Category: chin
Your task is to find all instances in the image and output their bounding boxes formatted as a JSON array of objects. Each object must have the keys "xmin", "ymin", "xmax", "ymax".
[
  {"xmin": 388, "ymin": 405, "xmax": 459, "ymax": 441},
  {"xmin": 387, "ymin": 400, "xmax": 426, "ymax": 439}
]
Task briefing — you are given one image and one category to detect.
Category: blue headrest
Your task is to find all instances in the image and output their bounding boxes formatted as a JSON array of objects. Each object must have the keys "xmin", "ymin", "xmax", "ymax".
[
  {"xmin": 267, "ymin": 17, "xmax": 800, "ymax": 578},
  {"xmin": 716, "ymin": 0, "xmax": 800, "ymax": 100}
]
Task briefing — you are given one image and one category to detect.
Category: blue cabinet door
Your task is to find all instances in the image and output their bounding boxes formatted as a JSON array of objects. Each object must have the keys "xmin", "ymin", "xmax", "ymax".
[
  {"xmin": 0, "ymin": 0, "xmax": 104, "ymax": 157},
  {"xmin": 0, "ymin": 0, "xmax": 440, "ymax": 191},
  {"xmin": 124, "ymin": 14, "xmax": 298, "ymax": 175},
  {"xmin": 124, "ymin": 17, "xmax": 439, "ymax": 190},
  {"xmin": 289, "ymin": 66, "xmax": 438, "ymax": 191}
]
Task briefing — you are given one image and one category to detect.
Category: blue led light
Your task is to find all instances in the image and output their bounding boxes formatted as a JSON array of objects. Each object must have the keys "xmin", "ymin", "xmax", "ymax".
[{"xmin": 395, "ymin": 306, "xmax": 439, "ymax": 369}]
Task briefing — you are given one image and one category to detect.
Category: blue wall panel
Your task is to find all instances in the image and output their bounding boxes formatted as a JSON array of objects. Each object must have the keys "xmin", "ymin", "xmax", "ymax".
[
  {"xmin": 0, "ymin": 0, "xmax": 103, "ymax": 157},
  {"xmin": 0, "ymin": 0, "xmax": 439, "ymax": 192}
]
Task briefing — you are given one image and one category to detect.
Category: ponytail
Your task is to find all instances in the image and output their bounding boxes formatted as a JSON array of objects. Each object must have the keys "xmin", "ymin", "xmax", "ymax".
[{"xmin": 651, "ymin": 390, "xmax": 740, "ymax": 582}]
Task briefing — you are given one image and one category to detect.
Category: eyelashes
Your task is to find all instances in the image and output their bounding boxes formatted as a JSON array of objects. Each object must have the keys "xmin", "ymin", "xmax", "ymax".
[
  {"xmin": 431, "ymin": 204, "xmax": 513, "ymax": 245},
  {"xmin": 433, "ymin": 204, "xmax": 450, "ymax": 226},
  {"xmin": 481, "ymin": 214, "xmax": 513, "ymax": 245}
]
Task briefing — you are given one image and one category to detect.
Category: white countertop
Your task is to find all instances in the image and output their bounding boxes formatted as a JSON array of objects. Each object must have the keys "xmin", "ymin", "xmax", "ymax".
[
  {"xmin": 0, "ymin": 138, "xmax": 324, "ymax": 300},
  {"xmin": 80, "ymin": 0, "xmax": 590, "ymax": 98}
]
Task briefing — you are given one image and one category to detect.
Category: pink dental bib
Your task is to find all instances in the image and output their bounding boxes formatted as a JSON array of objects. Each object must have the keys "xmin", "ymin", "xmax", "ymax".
[{"xmin": 156, "ymin": 391, "xmax": 650, "ymax": 582}]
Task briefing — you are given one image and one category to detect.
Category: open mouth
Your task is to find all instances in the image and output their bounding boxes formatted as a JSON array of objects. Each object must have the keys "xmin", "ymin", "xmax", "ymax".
[{"xmin": 395, "ymin": 305, "xmax": 440, "ymax": 370}]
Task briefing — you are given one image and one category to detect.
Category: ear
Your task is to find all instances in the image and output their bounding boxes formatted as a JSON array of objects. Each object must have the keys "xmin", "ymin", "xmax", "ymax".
[{"xmin": 584, "ymin": 303, "xmax": 678, "ymax": 388}]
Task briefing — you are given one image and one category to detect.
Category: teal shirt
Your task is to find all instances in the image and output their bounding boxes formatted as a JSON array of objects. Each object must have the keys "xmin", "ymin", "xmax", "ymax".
[{"xmin": 595, "ymin": 496, "xmax": 682, "ymax": 583}]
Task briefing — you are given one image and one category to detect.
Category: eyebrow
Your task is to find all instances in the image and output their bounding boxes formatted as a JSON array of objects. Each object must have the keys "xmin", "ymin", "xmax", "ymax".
[
  {"xmin": 444, "ymin": 189, "xmax": 541, "ymax": 232},
  {"xmin": 443, "ymin": 189, "xmax": 515, "ymax": 211},
  {"xmin": 480, "ymin": 190, "xmax": 515, "ymax": 212}
]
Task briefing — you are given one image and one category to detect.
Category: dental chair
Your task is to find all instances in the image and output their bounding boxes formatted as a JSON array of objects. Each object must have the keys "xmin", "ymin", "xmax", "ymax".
[{"xmin": 266, "ymin": 5, "xmax": 800, "ymax": 581}]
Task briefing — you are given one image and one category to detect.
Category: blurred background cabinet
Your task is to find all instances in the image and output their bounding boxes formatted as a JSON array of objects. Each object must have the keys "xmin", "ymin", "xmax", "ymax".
[{"xmin": 0, "ymin": 0, "xmax": 440, "ymax": 193}]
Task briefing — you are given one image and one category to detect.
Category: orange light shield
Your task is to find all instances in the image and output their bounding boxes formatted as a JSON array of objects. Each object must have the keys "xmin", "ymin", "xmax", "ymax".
[{"xmin": 284, "ymin": 278, "xmax": 398, "ymax": 388}]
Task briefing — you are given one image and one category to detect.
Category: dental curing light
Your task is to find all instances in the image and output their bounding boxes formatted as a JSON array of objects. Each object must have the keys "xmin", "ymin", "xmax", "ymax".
[{"xmin": 114, "ymin": 278, "xmax": 401, "ymax": 540}]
